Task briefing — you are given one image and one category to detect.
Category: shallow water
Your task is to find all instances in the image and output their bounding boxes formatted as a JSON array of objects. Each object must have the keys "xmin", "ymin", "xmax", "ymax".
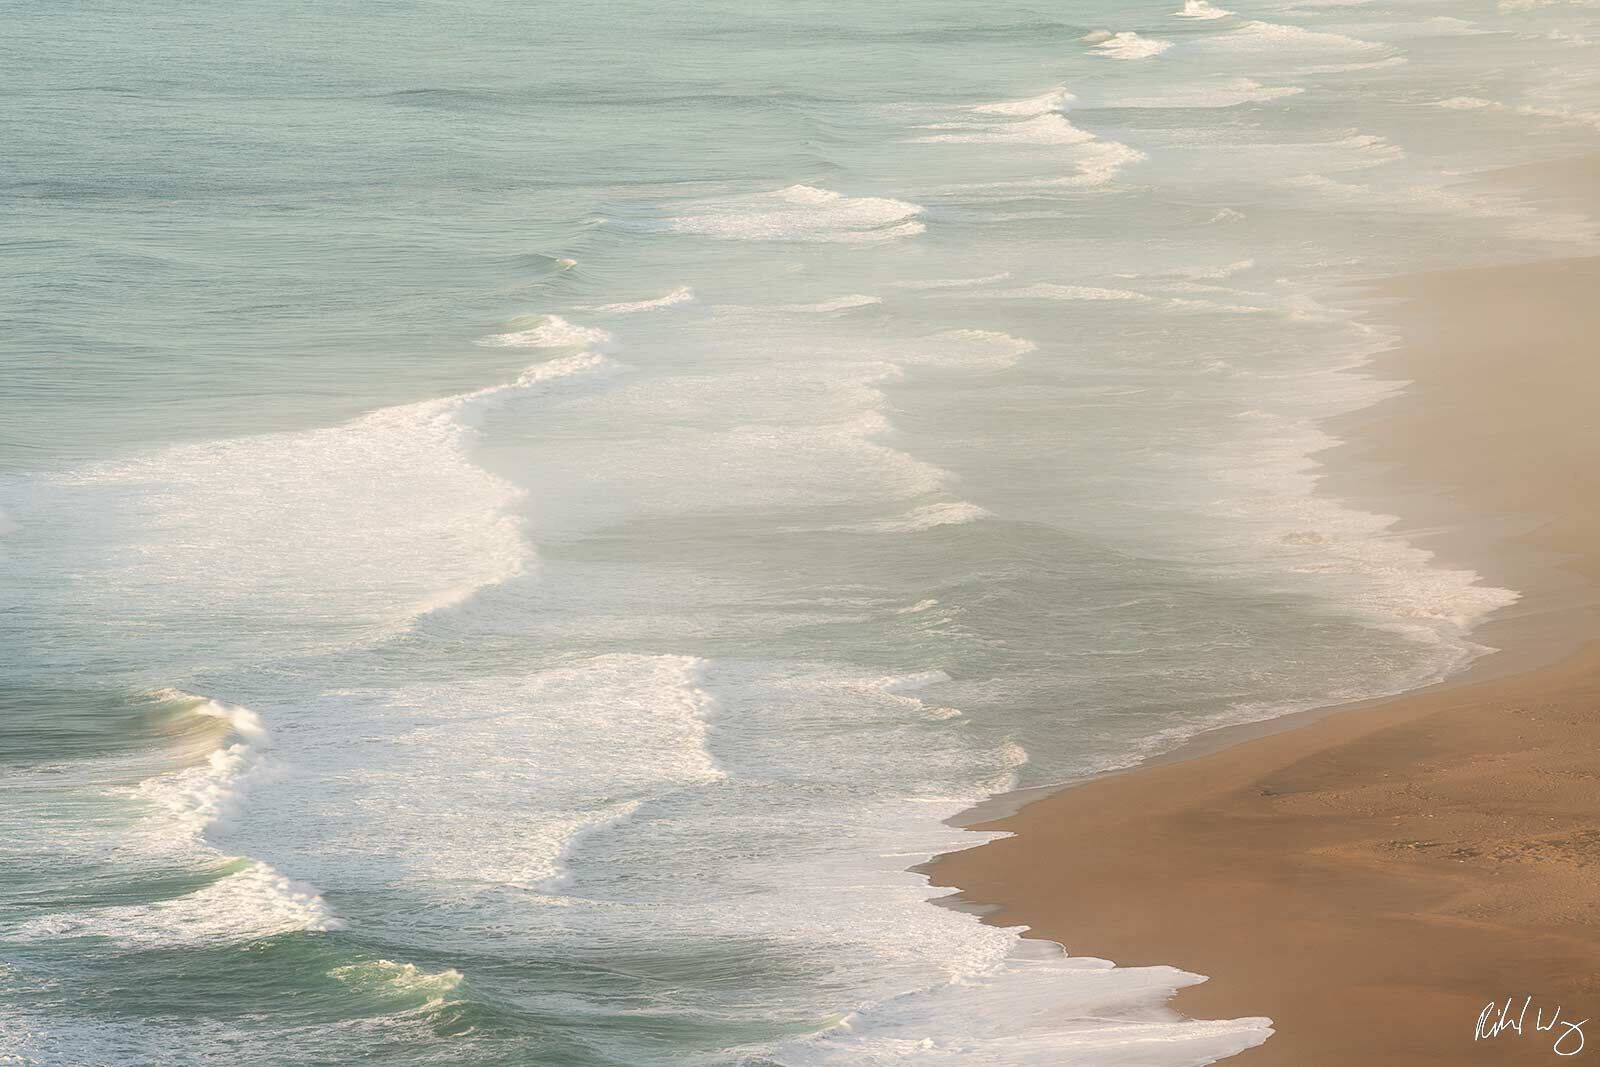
[{"xmin": 4, "ymin": 1, "xmax": 1599, "ymax": 1063}]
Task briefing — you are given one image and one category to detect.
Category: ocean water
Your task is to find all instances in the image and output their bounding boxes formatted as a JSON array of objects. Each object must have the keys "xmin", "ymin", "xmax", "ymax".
[{"xmin": 4, "ymin": 1, "xmax": 1599, "ymax": 1063}]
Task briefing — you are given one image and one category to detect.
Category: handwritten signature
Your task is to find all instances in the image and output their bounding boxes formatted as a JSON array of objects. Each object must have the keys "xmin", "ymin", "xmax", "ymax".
[{"xmin": 1477, "ymin": 996, "xmax": 1588, "ymax": 1057}]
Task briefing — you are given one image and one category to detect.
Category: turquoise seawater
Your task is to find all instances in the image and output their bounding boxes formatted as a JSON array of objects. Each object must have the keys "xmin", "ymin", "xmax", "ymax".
[{"xmin": 3, "ymin": 1, "xmax": 1598, "ymax": 1063}]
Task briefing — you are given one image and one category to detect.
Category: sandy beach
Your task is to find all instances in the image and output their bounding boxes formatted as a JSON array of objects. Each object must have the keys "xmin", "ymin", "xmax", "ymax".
[{"xmin": 932, "ymin": 160, "xmax": 1600, "ymax": 1065}]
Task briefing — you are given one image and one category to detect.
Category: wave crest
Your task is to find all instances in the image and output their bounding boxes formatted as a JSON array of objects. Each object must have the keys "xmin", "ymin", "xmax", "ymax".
[{"xmin": 663, "ymin": 185, "xmax": 925, "ymax": 243}]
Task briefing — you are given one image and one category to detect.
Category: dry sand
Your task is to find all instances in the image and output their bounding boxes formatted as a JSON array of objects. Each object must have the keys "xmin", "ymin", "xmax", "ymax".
[{"xmin": 931, "ymin": 165, "xmax": 1600, "ymax": 1064}]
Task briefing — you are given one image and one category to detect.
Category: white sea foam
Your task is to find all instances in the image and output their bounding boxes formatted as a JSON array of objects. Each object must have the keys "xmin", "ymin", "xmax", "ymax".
[
  {"xmin": 307, "ymin": 655, "xmax": 725, "ymax": 892},
  {"xmin": 1180, "ymin": 258, "xmax": 1256, "ymax": 279},
  {"xmin": 517, "ymin": 364, "xmax": 956, "ymax": 521},
  {"xmin": 580, "ymin": 662, "xmax": 1270, "ymax": 1063},
  {"xmin": 132, "ymin": 695, "xmax": 270, "ymax": 848},
  {"xmin": 1067, "ymin": 140, "xmax": 1150, "ymax": 185},
  {"xmin": 969, "ymin": 87, "xmax": 1075, "ymax": 116},
  {"xmin": 893, "ymin": 272, "xmax": 1012, "ymax": 290},
  {"xmin": 206, "ymin": 652, "xmax": 1277, "ymax": 1061},
  {"xmin": 330, "ymin": 959, "xmax": 465, "ymax": 1002},
  {"xmin": 1513, "ymin": 99, "xmax": 1600, "ymax": 134},
  {"xmin": 780, "ymin": 294, "xmax": 883, "ymax": 312},
  {"xmin": 1168, "ymin": 295, "xmax": 1271, "ymax": 314},
  {"xmin": 1425, "ymin": 15, "xmax": 1482, "ymax": 34},
  {"xmin": 1176, "ymin": 0, "xmax": 1233, "ymax": 18},
  {"xmin": 5, "ymin": 692, "xmax": 341, "ymax": 948},
  {"xmin": 1106, "ymin": 77, "xmax": 1303, "ymax": 109},
  {"xmin": 911, "ymin": 113, "xmax": 1096, "ymax": 145},
  {"xmin": 50, "ymin": 353, "xmax": 615, "ymax": 643},
  {"xmin": 914, "ymin": 87, "xmax": 1091, "ymax": 146},
  {"xmin": 1086, "ymin": 31, "xmax": 1174, "ymax": 59},
  {"xmin": 583, "ymin": 285, "xmax": 696, "ymax": 314},
  {"xmin": 1208, "ymin": 20, "xmax": 1387, "ymax": 52},
  {"xmin": 869, "ymin": 501, "xmax": 993, "ymax": 531},
  {"xmin": 478, "ymin": 314, "xmax": 614, "ymax": 348},
  {"xmin": 1215, "ymin": 396, "xmax": 1521, "ymax": 651},
  {"xmin": 1130, "ymin": 298, "xmax": 1524, "ymax": 676},
  {"xmin": 663, "ymin": 185, "xmax": 925, "ymax": 243},
  {"xmin": 993, "ymin": 283, "xmax": 1156, "ymax": 301},
  {"xmin": 781, "ymin": 945, "xmax": 1271, "ymax": 1065},
  {"xmin": 910, "ymin": 329, "xmax": 1037, "ymax": 369},
  {"xmin": 916, "ymin": 87, "xmax": 1145, "ymax": 188},
  {"xmin": 13, "ymin": 861, "xmax": 341, "ymax": 947},
  {"xmin": 17, "ymin": 694, "xmax": 346, "ymax": 948}
]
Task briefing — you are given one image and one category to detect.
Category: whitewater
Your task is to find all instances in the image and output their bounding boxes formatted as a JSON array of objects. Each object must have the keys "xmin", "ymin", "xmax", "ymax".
[{"xmin": 3, "ymin": 0, "xmax": 1598, "ymax": 1064}]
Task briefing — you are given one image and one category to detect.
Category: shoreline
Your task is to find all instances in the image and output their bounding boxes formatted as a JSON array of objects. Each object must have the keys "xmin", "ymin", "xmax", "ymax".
[{"xmin": 931, "ymin": 159, "xmax": 1600, "ymax": 1063}]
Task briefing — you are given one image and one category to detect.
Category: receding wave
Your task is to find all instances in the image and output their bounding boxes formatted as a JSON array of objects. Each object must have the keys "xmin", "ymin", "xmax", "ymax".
[
  {"xmin": 968, "ymin": 87, "xmax": 1074, "ymax": 116},
  {"xmin": 330, "ymin": 959, "xmax": 465, "ymax": 1003},
  {"xmin": 1084, "ymin": 30, "xmax": 1174, "ymax": 59},
  {"xmin": 781, "ymin": 943, "xmax": 1271, "ymax": 1065},
  {"xmin": 869, "ymin": 500, "xmax": 993, "ymax": 531},
  {"xmin": 779, "ymin": 294, "xmax": 884, "ymax": 313},
  {"xmin": 910, "ymin": 113, "xmax": 1095, "ymax": 145},
  {"xmin": 49, "ymin": 353, "xmax": 616, "ymax": 644},
  {"xmin": 661, "ymin": 185, "xmax": 925, "ymax": 243},
  {"xmin": 893, "ymin": 272, "xmax": 1012, "ymax": 290},
  {"xmin": 905, "ymin": 329, "xmax": 1037, "ymax": 369},
  {"xmin": 317, "ymin": 655, "xmax": 725, "ymax": 892},
  {"xmin": 1175, "ymin": 0, "xmax": 1232, "ymax": 18},
  {"xmin": 1206, "ymin": 20, "xmax": 1388, "ymax": 53},
  {"xmin": 134, "ymin": 693, "xmax": 268, "ymax": 847},
  {"xmin": 14, "ymin": 692, "xmax": 341, "ymax": 948},
  {"xmin": 582, "ymin": 285, "xmax": 696, "ymax": 314},
  {"xmin": 1105, "ymin": 77, "xmax": 1302, "ymax": 109},
  {"xmin": 478, "ymin": 314, "xmax": 613, "ymax": 348},
  {"xmin": 14, "ymin": 860, "xmax": 340, "ymax": 947},
  {"xmin": 993, "ymin": 283, "xmax": 1155, "ymax": 301},
  {"xmin": 916, "ymin": 90, "xmax": 1146, "ymax": 188}
]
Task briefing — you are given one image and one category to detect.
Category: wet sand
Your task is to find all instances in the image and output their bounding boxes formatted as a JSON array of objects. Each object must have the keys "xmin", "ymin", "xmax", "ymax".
[{"xmin": 931, "ymin": 166, "xmax": 1600, "ymax": 1064}]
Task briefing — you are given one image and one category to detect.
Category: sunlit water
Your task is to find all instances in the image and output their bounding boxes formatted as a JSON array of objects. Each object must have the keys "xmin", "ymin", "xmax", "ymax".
[{"xmin": 4, "ymin": 1, "xmax": 1598, "ymax": 1063}]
